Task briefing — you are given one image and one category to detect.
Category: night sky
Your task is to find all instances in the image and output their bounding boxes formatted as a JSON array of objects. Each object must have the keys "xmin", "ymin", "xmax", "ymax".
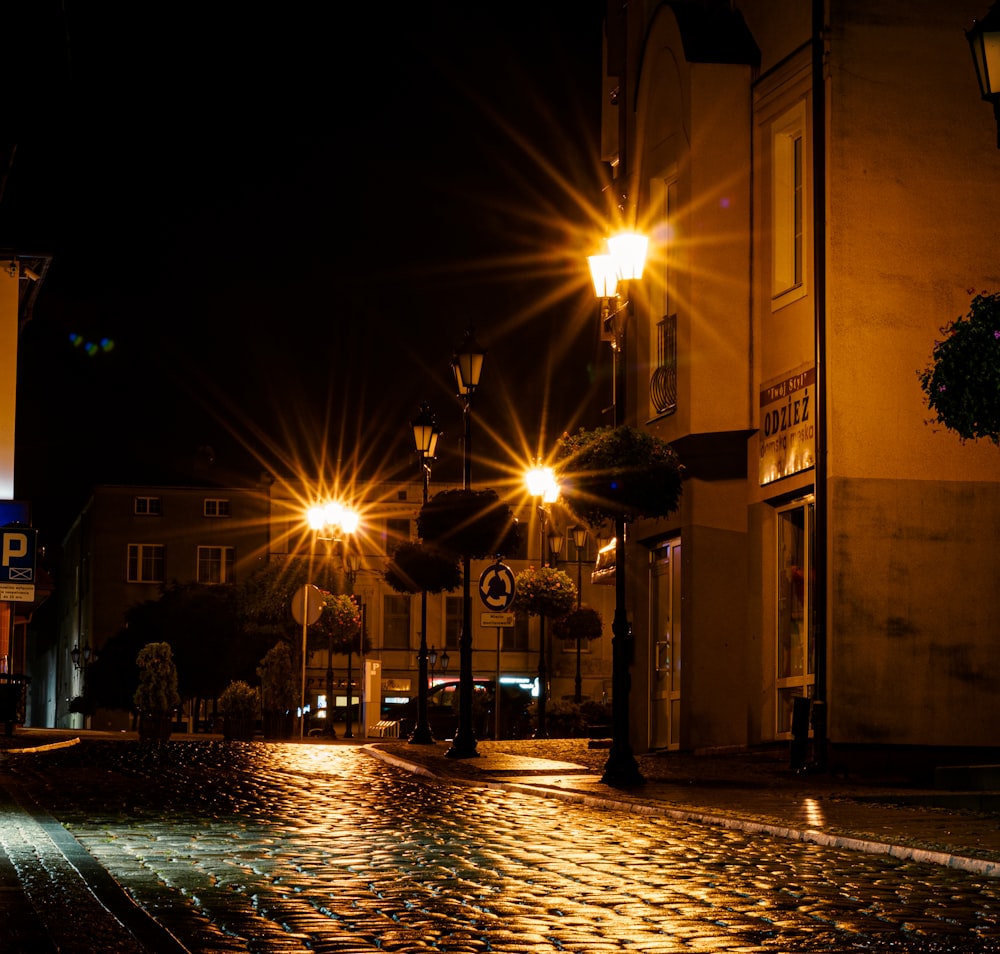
[{"xmin": 5, "ymin": 2, "xmax": 612, "ymax": 549}]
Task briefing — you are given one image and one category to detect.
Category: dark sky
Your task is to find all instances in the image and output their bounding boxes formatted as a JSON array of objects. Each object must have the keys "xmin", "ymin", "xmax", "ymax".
[{"xmin": 5, "ymin": 2, "xmax": 612, "ymax": 547}]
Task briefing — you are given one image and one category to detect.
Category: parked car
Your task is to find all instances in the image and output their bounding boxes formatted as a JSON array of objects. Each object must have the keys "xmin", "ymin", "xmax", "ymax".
[{"xmin": 390, "ymin": 679, "xmax": 534, "ymax": 741}]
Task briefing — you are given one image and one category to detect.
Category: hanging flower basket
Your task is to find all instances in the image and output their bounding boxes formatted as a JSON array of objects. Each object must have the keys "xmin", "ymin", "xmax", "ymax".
[
  {"xmin": 551, "ymin": 604, "xmax": 604, "ymax": 641},
  {"xmin": 557, "ymin": 425, "xmax": 683, "ymax": 526},
  {"xmin": 316, "ymin": 593, "xmax": 361, "ymax": 640},
  {"xmin": 418, "ymin": 489, "xmax": 520, "ymax": 559},
  {"xmin": 918, "ymin": 291, "xmax": 1000, "ymax": 444},
  {"xmin": 384, "ymin": 541, "xmax": 462, "ymax": 594},
  {"xmin": 513, "ymin": 566, "xmax": 577, "ymax": 619}
]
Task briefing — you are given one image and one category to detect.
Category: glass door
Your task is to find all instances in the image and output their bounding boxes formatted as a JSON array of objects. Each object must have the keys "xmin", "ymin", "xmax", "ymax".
[
  {"xmin": 650, "ymin": 539, "xmax": 681, "ymax": 750},
  {"xmin": 776, "ymin": 498, "xmax": 815, "ymax": 736}
]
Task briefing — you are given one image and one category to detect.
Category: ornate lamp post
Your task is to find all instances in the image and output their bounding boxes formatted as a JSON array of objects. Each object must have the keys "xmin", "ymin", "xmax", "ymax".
[
  {"xmin": 968, "ymin": 3, "xmax": 1000, "ymax": 146},
  {"xmin": 587, "ymin": 230, "xmax": 648, "ymax": 786},
  {"xmin": 525, "ymin": 464, "xmax": 560, "ymax": 737},
  {"xmin": 571, "ymin": 525, "xmax": 588, "ymax": 702},
  {"xmin": 306, "ymin": 501, "xmax": 360, "ymax": 738},
  {"xmin": 409, "ymin": 403, "xmax": 442, "ymax": 745},
  {"xmin": 447, "ymin": 328, "xmax": 485, "ymax": 760}
]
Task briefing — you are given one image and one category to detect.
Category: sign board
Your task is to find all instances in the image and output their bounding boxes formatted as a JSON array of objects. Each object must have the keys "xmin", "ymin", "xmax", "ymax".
[
  {"xmin": 481, "ymin": 611, "xmax": 515, "ymax": 628},
  {"xmin": 0, "ymin": 526, "xmax": 37, "ymax": 602},
  {"xmin": 479, "ymin": 562, "xmax": 516, "ymax": 611},
  {"xmin": 291, "ymin": 584, "xmax": 324, "ymax": 625},
  {"xmin": 759, "ymin": 364, "xmax": 816, "ymax": 485}
]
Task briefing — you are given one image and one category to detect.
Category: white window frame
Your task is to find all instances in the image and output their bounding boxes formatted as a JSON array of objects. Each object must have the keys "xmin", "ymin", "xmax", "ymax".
[
  {"xmin": 197, "ymin": 545, "xmax": 235, "ymax": 584},
  {"xmin": 127, "ymin": 544, "xmax": 164, "ymax": 583},
  {"xmin": 203, "ymin": 498, "xmax": 231, "ymax": 518},
  {"xmin": 771, "ymin": 100, "xmax": 808, "ymax": 309},
  {"xmin": 134, "ymin": 496, "xmax": 161, "ymax": 516}
]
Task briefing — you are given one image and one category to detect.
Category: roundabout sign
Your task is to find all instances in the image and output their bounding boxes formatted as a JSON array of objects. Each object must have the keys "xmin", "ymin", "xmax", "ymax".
[{"xmin": 478, "ymin": 561, "xmax": 515, "ymax": 611}]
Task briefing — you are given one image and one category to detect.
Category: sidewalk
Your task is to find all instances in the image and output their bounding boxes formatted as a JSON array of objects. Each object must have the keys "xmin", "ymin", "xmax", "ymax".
[
  {"xmin": 1, "ymin": 728, "xmax": 999, "ymax": 952},
  {"xmin": 371, "ymin": 736, "xmax": 1000, "ymax": 878}
]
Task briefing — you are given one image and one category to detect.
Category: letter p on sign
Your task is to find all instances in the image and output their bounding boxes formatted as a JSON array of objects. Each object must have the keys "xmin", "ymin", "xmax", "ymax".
[{"xmin": 2, "ymin": 532, "xmax": 26, "ymax": 566}]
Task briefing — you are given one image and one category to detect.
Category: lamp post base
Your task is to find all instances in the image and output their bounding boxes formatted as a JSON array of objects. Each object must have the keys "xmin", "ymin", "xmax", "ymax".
[
  {"xmin": 409, "ymin": 725, "xmax": 435, "ymax": 745},
  {"xmin": 601, "ymin": 744, "xmax": 644, "ymax": 787},
  {"xmin": 445, "ymin": 728, "xmax": 479, "ymax": 760}
]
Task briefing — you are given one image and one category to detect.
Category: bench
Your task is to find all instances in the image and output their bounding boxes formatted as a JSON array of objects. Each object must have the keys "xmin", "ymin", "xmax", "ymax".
[{"xmin": 372, "ymin": 719, "xmax": 401, "ymax": 738}]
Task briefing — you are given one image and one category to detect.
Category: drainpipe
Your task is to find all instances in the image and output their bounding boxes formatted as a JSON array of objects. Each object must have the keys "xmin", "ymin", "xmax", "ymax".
[{"xmin": 811, "ymin": 0, "xmax": 829, "ymax": 770}]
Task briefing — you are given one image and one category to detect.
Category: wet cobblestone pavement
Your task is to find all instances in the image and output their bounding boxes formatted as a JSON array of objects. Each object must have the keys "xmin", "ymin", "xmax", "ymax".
[{"xmin": 3, "ymin": 736, "xmax": 1000, "ymax": 952}]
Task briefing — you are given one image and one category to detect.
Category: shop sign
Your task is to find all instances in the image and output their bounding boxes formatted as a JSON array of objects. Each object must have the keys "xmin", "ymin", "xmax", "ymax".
[{"xmin": 759, "ymin": 364, "xmax": 815, "ymax": 485}]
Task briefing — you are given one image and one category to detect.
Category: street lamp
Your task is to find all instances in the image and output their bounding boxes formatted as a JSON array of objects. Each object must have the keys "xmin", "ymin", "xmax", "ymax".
[
  {"xmin": 571, "ymin": 525, "xmax": 588, "ymax": 702},
  {"xmin": 409, "ymin": 403, "xmax": 442, "ymax": 745},
  {"xmin": 525, "ymin": 463, "xmax": 560, "ymax": 737},
  {"xmin": 71, "ymin": 643, "xmax": 92, "ymax": 671},
  {"xmin": 306, "ymin": 501, "xmax": 360, "ymax": 738},
  {"xmin": 968, "ymin": 3, "xmax": 1000, "ymax": 146},
  {"xmin": 448, "ymin": 328, "xmax": 485, "ymax": 760},
  {"xmin": 588, "ymin": 229, "xmax": 648, "ymax": 786},
  {"xmin": 428, "ymin": 645, "xmax": 450, "ymax": 681}
]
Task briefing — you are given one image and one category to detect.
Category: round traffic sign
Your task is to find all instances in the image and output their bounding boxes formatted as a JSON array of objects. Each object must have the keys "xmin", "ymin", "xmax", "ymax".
[
  {"xmin": 291, "ymin": 584, "xmax": 324, "ymax": 625},
  {"xmin": 479, "ymin": 562, "xmax": 516, "ymax": 611}
]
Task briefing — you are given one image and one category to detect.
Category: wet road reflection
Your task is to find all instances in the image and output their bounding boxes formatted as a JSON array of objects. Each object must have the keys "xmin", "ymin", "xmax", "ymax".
[{"xmin": 10, "ymin": 741, "xmax": 1000, "ymax": 953}]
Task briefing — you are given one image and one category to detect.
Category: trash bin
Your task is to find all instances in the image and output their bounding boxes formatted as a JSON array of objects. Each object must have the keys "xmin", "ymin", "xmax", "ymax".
[{"xmin": 0, "ymin": 674, "xmax": 29, "ymax": 736}]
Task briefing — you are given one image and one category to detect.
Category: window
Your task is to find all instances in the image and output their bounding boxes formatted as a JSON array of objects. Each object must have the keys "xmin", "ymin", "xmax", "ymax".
[
  {"xmin": 502, "ymin": 613, "xmax": 530, "ymax": 652},
  {"xmin": 197, "ymin": 546, "xmax": 235, "ymax": 584},
  {"xmin": 127, "ymin": 544, "xmax": 164, "ymax": 583},
  {"xmin": 134, "ymin": 496, "xmax": 161, "ymax": 515},
  {"xmin": 383, "ymin": 594, "xmax": 411, "ymax": 650},
  {"xmin": 776, "ymin": 498, "xmax": 815, "ymax": 735},
  {"xmin": 445, "ymin": 596, "xmax": 462, "ymax": 650},
  {"xmin": 772, "ymin": 101, "xmax": 807, "ymax": 307},
  {"xmin": 385, "ymin": 517, "xmax": 411, "ymax": 553},
  {"xmin": 204, "ymin": 498, "xmax": 231, "ymax": 517},
  {"xmin": 650, "ymin": 314, "xmax": 677, "ymax": 415},
  {"xmin": 648, "ymin": 177, "xmax": 678, "ymax": 418}
]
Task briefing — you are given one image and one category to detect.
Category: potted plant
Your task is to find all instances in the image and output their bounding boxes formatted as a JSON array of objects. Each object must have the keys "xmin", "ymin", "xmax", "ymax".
[
  {"xmin": 512, "ymin": 566, "xmax": 578, "ymax": 620},
  {"xmin": 219, "ymin": 679, "xmax": 260, "ymax": 741},
  {"xmin": 257, "ymin": 642, "xmax": 298, "ymax": 739},
  {"xmin": 134, "ymin": 641, "xmax": 180, "ymax": 743}
]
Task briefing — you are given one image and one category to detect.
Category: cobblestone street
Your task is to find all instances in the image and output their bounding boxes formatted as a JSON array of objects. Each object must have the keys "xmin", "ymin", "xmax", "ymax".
[{"xmin": 5, "ymin": 739, "xmax": 1000, "ymax": 953}]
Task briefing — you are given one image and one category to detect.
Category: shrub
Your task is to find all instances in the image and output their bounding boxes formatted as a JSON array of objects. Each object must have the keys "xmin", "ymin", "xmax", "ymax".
[
  {"xmin": 133, "ymin": 641, "xmax": 180, "ymax": 716},
  {"xmin": 918, "ymin": 291, "xmax": 1000, "ymax": 444},
  {"xmin": 219, "ymin": 680, "xmax": 260, "ymax": 719}
]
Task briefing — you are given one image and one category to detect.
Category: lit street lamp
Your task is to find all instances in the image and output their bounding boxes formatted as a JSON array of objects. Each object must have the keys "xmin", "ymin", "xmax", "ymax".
[
  {"xmin": 409, "ymin": 403, "xmax": 442, "ymax": 745},
  {"xmin": 447, "ymin": 328, "xmax": 485, "ymax": 760},
  {"xmin": 525, "ymin": 463, "xmax": 560, "ymax": 738},
  {"xmin": 968, "ymin": 3, "xmax": 1000, "ymax": 146},
  {"xmin": 307, "ymin": 501, "xmax": 360, "ymax": 738},
  {"xmin": 587, "ymin": 230, "xmax": 648, "ymax": 787},
  {"xmin": 571, "ymin": 525, "xmax": 588, "ymax": 702}
]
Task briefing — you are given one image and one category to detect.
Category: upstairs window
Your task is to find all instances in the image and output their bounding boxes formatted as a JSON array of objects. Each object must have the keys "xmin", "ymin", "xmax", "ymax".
[
  {"xmin": 197, "ymin": 546, "xmax": 235, "ymax": 584},
  {"xmin": 134, "ymin": 496, "xmax": 161, "ymax": 516},
  {"xmin": 772, "ymin": 101, "xmax": 807, "ymax": 308},
  {"xmin": 383, "ymin": 594, "xmax": 411, "ymax": 650},
  {"xmin": 204, "ymin": 498, "xmax": 231, "ymax": 517},
  {"xmin": 127, "ymin": 544, "xmax": 164, "ymax": 583}
]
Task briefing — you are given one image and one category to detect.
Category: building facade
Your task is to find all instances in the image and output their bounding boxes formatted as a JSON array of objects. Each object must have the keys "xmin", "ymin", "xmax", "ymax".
[
  {"xmin": 53, "ymin": 482, "xmax": 272, "ymax": 729},
  {"xmin": 47, "ymin": 475, "xmax": 615, "ymax": 734},
  {"xmin": 267, "ymin": 477, "xmax": 615, "ymax": 729},
  {"xmin": 602, "ymin": 0, "xmax": 1000, "ymax": 767}
]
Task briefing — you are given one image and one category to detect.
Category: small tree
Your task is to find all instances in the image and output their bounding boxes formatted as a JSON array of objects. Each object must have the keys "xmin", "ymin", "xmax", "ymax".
[
  {"xmin": 257, "ymin": 642, "xmax": 298, "ymax": 713},
  {"xmin": 133, "ymin": 641, "xmax": 180, "ymax": 717},
  {"xmin": 918, "ymin": 291, "xmax": 1000, "ymax": 444},
  {"xmin": 219, "ymin": 679, "xmax": 260, "ymax": 741}
]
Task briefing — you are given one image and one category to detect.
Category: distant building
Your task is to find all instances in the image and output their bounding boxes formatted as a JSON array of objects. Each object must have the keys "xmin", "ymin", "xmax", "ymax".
[
  {"xmin": 600, "ymin": 0, "xmax": 1000, "ymax": 769},
  {"xmin": 47, "ymin": 475, "xmax": 615, "ymax": 734},
  {"xmin": 52, "ymin": 482, "xmax": 272, "ymax": 729}
]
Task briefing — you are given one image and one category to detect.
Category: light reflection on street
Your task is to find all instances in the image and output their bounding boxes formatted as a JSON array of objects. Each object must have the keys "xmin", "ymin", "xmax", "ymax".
[{"xmin": 7, "ymin": 740, "xmax": 1000, "ymax": 954}]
